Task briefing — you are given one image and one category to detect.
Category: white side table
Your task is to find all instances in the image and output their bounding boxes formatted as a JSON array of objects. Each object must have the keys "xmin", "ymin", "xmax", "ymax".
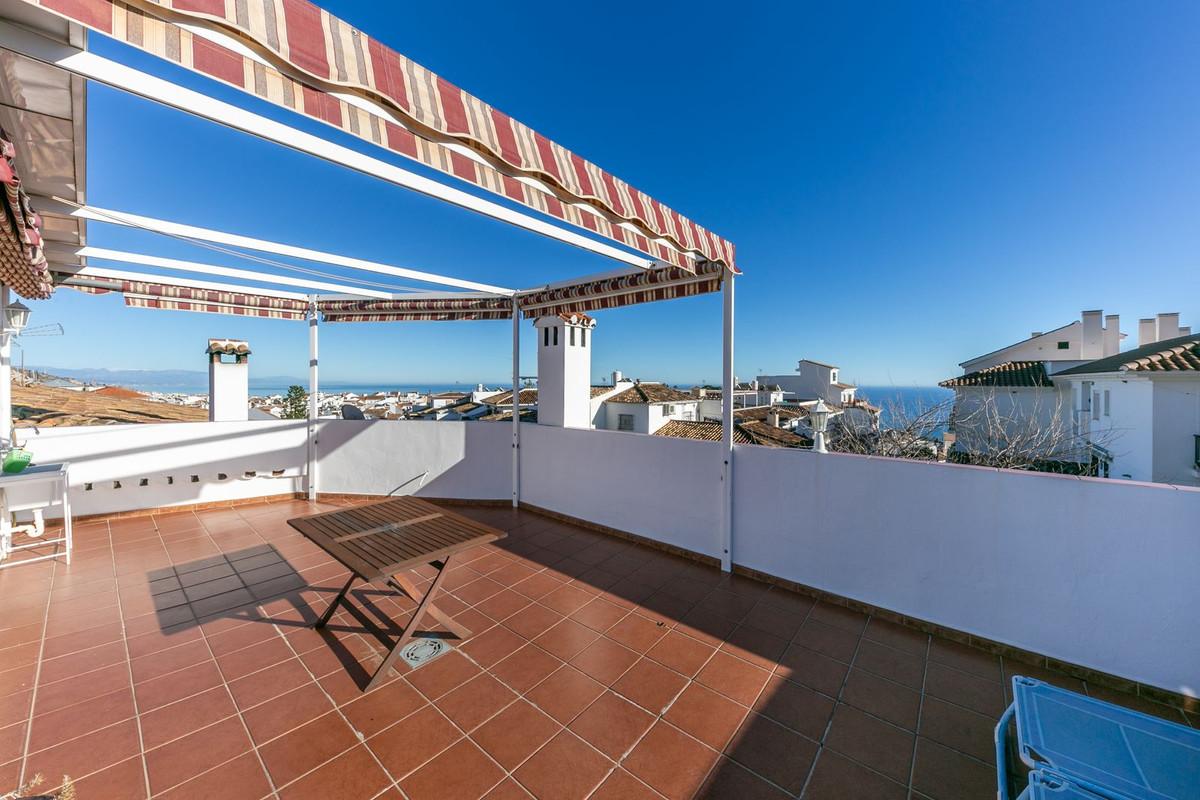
[{"xmin": 0, "ymin": 462, "xmax": 72, "ymax": 568}]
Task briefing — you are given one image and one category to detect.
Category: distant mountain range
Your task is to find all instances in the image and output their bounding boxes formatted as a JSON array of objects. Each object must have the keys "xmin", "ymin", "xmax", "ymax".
[{"xmin": 27, "ymin": 366, "xmax": 302, "ymax": 389}]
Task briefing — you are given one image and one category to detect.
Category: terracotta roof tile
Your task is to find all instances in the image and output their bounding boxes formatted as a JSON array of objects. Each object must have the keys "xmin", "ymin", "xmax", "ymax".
[
  {"xmin": 939, "ymin": 361, "xmax": 1052, "ymax": 388},
  {"xmin": 607, "ymin": 383, "xmax": 696, "ymax": 404},
  {"xmin": 484, "ymin": 388, "xmax": 539, "ymax": 406},
  {"xmin": 1055, "ymin": 334, "xmax": 1200, "ymax": 375},
  {"xmin": 653, "ymin": 419, "xmax": 811, "ymax": 448}
]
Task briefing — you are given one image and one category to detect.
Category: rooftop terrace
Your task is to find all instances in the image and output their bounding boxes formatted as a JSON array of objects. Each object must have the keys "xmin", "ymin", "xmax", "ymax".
[{"xmin": 4, "ymin": 497, "xmax": 1193, "ymax": 800}]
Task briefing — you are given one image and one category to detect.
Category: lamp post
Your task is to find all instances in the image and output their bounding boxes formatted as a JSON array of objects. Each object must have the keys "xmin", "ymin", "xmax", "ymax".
[{"xmin": 810, "ymin": 398, "xmax": 831, "ymax": 454}]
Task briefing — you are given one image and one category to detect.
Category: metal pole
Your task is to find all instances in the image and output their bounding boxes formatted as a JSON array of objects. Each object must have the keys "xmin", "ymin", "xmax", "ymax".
[
  {"xmin": 0, "ymin": 285, "xmax": 11, "ymax": 451},
  {"xmin": 511, "ymin": 298, "xmax": 521, "ymax": 508},
  {"xmin": 307, "ymin": 299, "xmax": 319, "ymax": 501},
  {"xmin": 720, "ymin": 273, "xmax": 735, "ymax": 572}
]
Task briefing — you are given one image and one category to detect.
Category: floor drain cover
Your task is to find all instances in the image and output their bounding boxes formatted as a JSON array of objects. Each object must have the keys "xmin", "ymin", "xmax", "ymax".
[{"xmin": 399, "ymin": 637, "xmax": 451, "ymax": 669}]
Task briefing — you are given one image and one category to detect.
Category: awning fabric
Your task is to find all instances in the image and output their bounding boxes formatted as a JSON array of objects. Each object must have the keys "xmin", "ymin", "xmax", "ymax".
[
  {"xmin": 59, "ymin": 273, "xmax": 310, "ymax": 319},
  {"xmin": 518, "ymin": 263, "xmax": 723, "ymax": 319},
  {"xmin": 0, "ymin": 129, "xmax": 53, "ymax": 299},
  {"xmin": 321, "ymin": 295, "xmax": 512, "ymax": 323},
  {"xmin": 20, "ymin": 0, "xmax": 736, "ymax": 274}
]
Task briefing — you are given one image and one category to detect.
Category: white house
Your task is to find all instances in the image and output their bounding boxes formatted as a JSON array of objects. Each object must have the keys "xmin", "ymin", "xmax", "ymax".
[
  {"xmin": 601, "ymin": 382, "xmax": 700, "ymax": 434},
  {"xmin": 758, "ymin": 359, "xmax": 858, "ymax": 406},
  {"xmin": 1053, "ymin": 332, "xmax": 1200, "ymax": 485}
]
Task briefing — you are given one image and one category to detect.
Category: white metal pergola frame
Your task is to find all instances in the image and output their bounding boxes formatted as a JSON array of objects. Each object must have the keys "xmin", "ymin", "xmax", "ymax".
[{"xmin": 0, "ymin": 13, "xmax": 740, "ymax": 570}]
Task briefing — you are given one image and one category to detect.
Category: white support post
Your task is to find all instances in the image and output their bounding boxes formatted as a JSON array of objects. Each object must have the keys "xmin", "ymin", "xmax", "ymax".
[
  {"xmin": 0, "ymin": 285, "xmax": 10, "ymax": 452},
  {"xmin": 511, "ymin": 298, "xmax": 521, "ymax": 508},
  {"xmin": 720, "ymin": 273, "xmax": 735, "ymax": 572},
  {"xmin": 307, "ymin": 300, "xmax": 319, "ymax": 501}
]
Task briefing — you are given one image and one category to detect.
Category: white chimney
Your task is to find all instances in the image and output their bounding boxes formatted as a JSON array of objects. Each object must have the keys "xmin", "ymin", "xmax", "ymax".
[
  {"xmin": 1138, "ymin": 319, "xmax": 1157, "ymax": 347},
  {"xmin": 1080, "ymin": 310, "xmax": 1104, "ymax": 360},
  {"xmin": 768, "ymin": 408, "xmax": 780, "ymax": 428},
  {"xmin": 207, "ymin": 339, "xmax": 249, "ymax": 422},
  {"xmin": 535, "ymin": 313, "xmax": 596, "ymax": 429},
  {"xmin": 1181, "ymin": 326, "xmax": 1192, "ymax": 336},
  {"xmin": 1156, "ymin": 312, "xmax": 1181, "ymax": 341},
  {"xmin": 611, "ymin": 369, "xmax": 623, "ymax": 386},
  {"xmin": 1103, "ymin": 315, "xmax": 1120, "ymax": 357}
]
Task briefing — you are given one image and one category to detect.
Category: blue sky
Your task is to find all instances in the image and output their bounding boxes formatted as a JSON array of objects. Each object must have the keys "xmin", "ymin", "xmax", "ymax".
[{"xmin": 23, "ymin": 1, "xmax": 1200, "ymax": 387}]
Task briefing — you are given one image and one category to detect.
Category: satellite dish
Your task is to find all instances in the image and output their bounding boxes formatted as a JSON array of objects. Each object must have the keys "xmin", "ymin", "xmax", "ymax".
[{"xmin": 340, "ymin": 404, "xmax": 365, "ymax": 420}]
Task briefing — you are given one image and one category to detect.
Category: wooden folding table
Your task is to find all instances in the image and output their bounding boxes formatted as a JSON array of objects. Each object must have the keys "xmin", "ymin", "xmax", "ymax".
[{"xmin": 288, "ymin": 496, "xmax": 505, "ymax": 690}]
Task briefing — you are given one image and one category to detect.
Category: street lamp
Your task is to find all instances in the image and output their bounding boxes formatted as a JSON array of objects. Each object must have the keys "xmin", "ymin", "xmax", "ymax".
[
  {"xmin": 3, "ymin": 300, "xmax": 30, "ymax": 335},
  {"xmin": 810, "ymin": 398, "xmax": 831, "ymax": 454}
]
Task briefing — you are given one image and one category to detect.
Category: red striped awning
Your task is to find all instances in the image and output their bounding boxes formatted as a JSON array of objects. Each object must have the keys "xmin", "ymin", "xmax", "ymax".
[
  {"xmin": 323, "ymin": 311, "xmax": 512, "ymax": 323},
  {"xmin": 20, "ymin": 0, "xmax": 736, "ymax": 273},
  {"xmin": 125, "ymin": 295, "xmax": 307, "ymax": 319},
  {"xmin": 518, "ymin": 262, "xmax": 723, "ymax": 319},
  {"xmin": 0, "ymin": 129, "xmax": 52, "ymax": 300}
]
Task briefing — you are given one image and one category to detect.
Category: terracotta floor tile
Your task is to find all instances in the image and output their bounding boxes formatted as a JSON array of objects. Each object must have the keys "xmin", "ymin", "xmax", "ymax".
[
  {"xmin": 24, "ymin": 718, "xmax": 141, "ymax": 784},
  {"xmin": 612, "ymin": 657, "xmax": 689, "ymax": 714},
  {"xmin": 697, "ymin": 757, "xmax": 793, "ymax": 799},
  {"xmin": 145, "ymin": 716, "xmax": 253, "ymax": 793},
  {"xmin": 125, "ymin": 624, "xmax": 203, "ymax": 660},
  {"xmin": 842, "ymin": 667, "xmax": 922, "ymax": 731},
  {"xmin": 752, "ymin": 674, "xmax": 834, "ymax": 739},
  {"xmin": 369, "ymin": 704, "xmax": 462, "ymax": 777},
  {"xmin": 490, "ymin": 644, "xmax": 563, "ymax": 694},
  {"xmin": 405, "ymin": 650, "xmax": 481, "ymax": 700},
  {"xmin": 854, "ymin": 639, "xmax": 926, "ymax": 690},
  {"xmin": 129, "ymin": 640, "xmax": 212, "ymax": 684},
  {"xmin": 570, "ymin": 597, "xmax": 628, "ymax": 633},
  {"xmin": 243, "ymin": 682, "xmax": 335, "ymax": 745},
  {"xmin": 340, "ymin": 678, "xmax": 425, "ymax": 738},
  {"xmin": 471, "ymin": 699, "xmax": 561, "ymax": 770},
  {"xmin": 512, "ymin": 572, "xmax": 567, "ymax": 601},
  {"xmin": 918, "ymin": 695, "xmax": 997, "ymax": 764},
  {"xmin": 624, "ymin": 720, "xmax": 720, "ymax": 800},
  {"xmin": 37, "ymin": 640, "xmax": 126, "ymax": 684},
  {"xmin": 647, "ymin": 630, "xmax": 716, "ymax": 678},
  {"xmin": 911, "ymin": 736, "xmax": 995, "ymax": 800},
  {"xmin": 792, "ymin": 619, "xmax": 860, "ymax": 662},
  {"xmin": 804, "ymin": 749, "xmax": 908, "ymax": 799},
  {"xmin": 864, "ymin": 617, "xmax": 930, "ymax": 656},
  {"xmin": 139, "ymin": 685, "xmax": 237, "ymax": 750},
  {"xmin": 925, "ymin": 662, "xmax": 1006, "ymax": 717},
  {"xmin": 27, "ymin": 687, "xmax": 135, "ymax": 753},
  {"xmin": 461, "ymin": 624, "xmax": 526, "ymax": 668},
  {"xmin": 227, "ymin": 657, "xmax": 313, "ymax": 710},
  {"xmin": 484, "ymin": 778, "xmax": 534, "ymax": 799},
  {"xmin": 695, "ymin": 651, "xmax": 771, "ymax": 706},
  {"xmin": 570, "ymin": 636, "xmax": 639, "ymax": 685},
  {"xmin": 156, "ymin": 751, "xmax": 273, "ymax": 800},
  {"xmin": 824, "ymin": 703, "xmax": 914, "ymax": 784},
  {"xmin": 65, "ymin": 755, "xmax": 148, "ymax": 800},
  {"xmin": 665, "ymin": 683, "xmax": 748, "ymax": 750},
  {"xmin": 533, "ymin": 618, "xmax": 600, "ymax": 662},
  {"xmin": 721, "ymin": 624, "xmax": 790, "ymax": 670},
  {"xmin": 401, "ymin": 737, "xmax": 506, "ymax": 800},
  {"xmin": 276, "ymin": 745, "xmax": 391, "ymax": 800},
  {"xmin": 134, "ymin": 660, "xmax": 225, "ymax": 712},
  {"xmin": 473, "ymin": 589, "xmax": 532, "ymax": 623},
  {"xmin": 590, "ymin": 769, "xmax": 661, "ymax": 800},
  {"xmin": 258, "ymin": 710, "xmax": 358, "ymax": 788},
  {"xmin": 929, "ymin": 638, "xmax": 1002, "ymax": 681},
  {"xmin": 569, "ymin": 690, "xmax": 655, "ymax": 759},
  {"xmin": 513, "ymin": 730, "xmax": 612, "ymax": 800},
  {"xmin": 216, "ymin": 636, "xmax": 294, "ymax": 681},
  {"xmin": 723, "ymin": 713, "xmax": 817, "ymax": 794},
  {"xmin": 808, "ymin": 602, "xmax": 869, "ymax": 635},
  {"xmin": 0, "ymin": 721, "xmax": 25, "ymax": 765},
  {"xmin": 438, "ymin": 673, "xmax": 516, "ymax": 732},
  {"xmin": 526, "ymin": 665, "xmax": 606, "ymax": 724},
  {"xmin": 606, "ymin": 613, "xmax": 669, "ymax": 653},
  {"xmin": 740, "ymin": 601, "xmax": 807, "ymax": 640},
  {"xmin": 540, "ymin": 583, "xmax": 596, "ymax": 616}
]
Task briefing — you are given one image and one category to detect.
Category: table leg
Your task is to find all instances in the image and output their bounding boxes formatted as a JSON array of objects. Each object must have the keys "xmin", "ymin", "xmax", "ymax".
[
  {"xmin": 61, "ymin": 483, "xmax": 72, "ymax": 565},
  {"xmin": 388, "ymin": 571, "xmax": 471, "ymax": 639},
  {"xmin": 315, "ymin": 575, "xmax": 356, "ymax": 628},
  {"xmin": 366, "ymin": 554, "xmax": 457, "ymax": 691}
]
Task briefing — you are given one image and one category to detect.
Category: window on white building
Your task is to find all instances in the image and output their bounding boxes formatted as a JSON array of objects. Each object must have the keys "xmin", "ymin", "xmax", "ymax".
[
  {"xmin": 618, "ymin": 414, "xmax": 634, "ymax": 431},
  {"xmin": 831, "ymin": 370, "xmax": 838, "ymax": 383},
  {"xmin": 662, "ymin": 404, "xmax": 674, "ymax": 415},
  {"xmin": 1057, "ymin": 341, "xmax": 1070, "ymax": 350},
  {"xmin": 543, "ymin": 327, "xmax": 549, "ymax": 347},
  {"xmin": 553, "ymin": 327, "xmax": 559, "ymax": 346},
  {"xmin": 581, "ymin": 329, "xmax": 587, "ymax": 348},
  {"xmin": 569, "ymin": 327, "xmax": 576, "ymax": 346},
  {"xmin": 1103, "ymin": 390, "xmax": 1110, "ymax": 417},
  {"xmin": 1092, "ymin": 391, "xmax": 1100, "ymax": 421}
]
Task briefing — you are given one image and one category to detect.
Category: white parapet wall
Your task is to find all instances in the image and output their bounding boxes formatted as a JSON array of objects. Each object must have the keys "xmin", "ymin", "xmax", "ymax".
[
  {"xmin": 14, "ymin": 420, "xmax": 309, "ymax": 517},
  {"xmin": 731, "ymin": 446, "xmax": 1200, "ymax": 698},
  {"xmin": 518, "ymin": 423, "xmax": 724, "ymax": 558},
  {"xmin": 315, "ymin": 419, "xmax": 511, "ymax": 501}
]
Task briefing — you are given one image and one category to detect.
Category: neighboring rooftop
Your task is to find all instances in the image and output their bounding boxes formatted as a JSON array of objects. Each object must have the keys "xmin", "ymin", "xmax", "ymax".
[
  {"xmin": 483, "ymin": 388, "xmax": 539, "ymax": 406},
  {"xmin": 654, "ymin": 418, "xmax": 810, "ymax": 448},
  {"xmin": 608, "ymin": 383, "xmax": 696, "ymax": 404},
  {"xmin": 940, "ymin": 360, "xmax": 1054, "ymax": 388},
  {"xmin": 1056, "ymin": 334, "xmax": 1200, "ymax": 376}
]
